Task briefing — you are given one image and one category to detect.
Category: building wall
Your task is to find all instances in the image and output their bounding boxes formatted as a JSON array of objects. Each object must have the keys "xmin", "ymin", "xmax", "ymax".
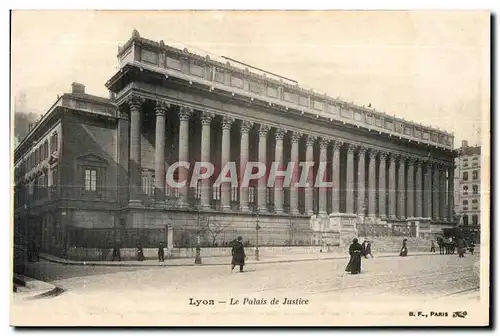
[{"xmin": 455, "ymin": 145, "xmax": 481, "ymax": 226}]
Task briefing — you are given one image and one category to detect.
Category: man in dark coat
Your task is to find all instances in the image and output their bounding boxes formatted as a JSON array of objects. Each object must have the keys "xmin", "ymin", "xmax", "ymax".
[
  {"xmin": 231, "ymin": 236, "xmax": 246, "ymax": 273},
  {"xmin": 430, "ymin": 240, "xmax": 436, "ymax": 253},
  {"xmin": 158, "ymin": 242, "xmax": 165, "ymax": 262},
  {"xmin": 469, "ymin": 242, "xmax": 475, "ymax": 255},
  {"xmin": 399, "ymin": 238, "xmax": 408, "ymax": 257},
  {"xmin": 345, "ymin": 238, "xmax": 363, "ymax": 274},
  {"xmin": 112, "ymin": 243, "xmax": 121, "ymax": 261},
  {"xmin": 137, "ymin": 242, "xmax": 145, "ymax": 261}
]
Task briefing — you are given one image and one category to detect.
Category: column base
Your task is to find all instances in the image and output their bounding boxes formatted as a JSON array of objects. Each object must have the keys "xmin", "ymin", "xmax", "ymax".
[
  {"xmin": 154, "ymin": 200, "xmax": 166, "ymax": 208},
  {"xmin": 258, "ymin": 208, "xmax": 268, "ymax": 214},
  {"xmin": 275, "ymin": 209, "xmax": 284, "ymax": 215},
  {"xmin": 290, "ymin": 209, "xmax": 300, "ymax": 216},
  {"xmin": 318, "ymin": 211, "xmax": 328, "ymax": 216},
  {"xmin": 306, "ymin": 210, "xmax": 315, "ymax": 216},
  {"xmin": 201, "ymin": 204, "xmax": 212, "ymax": 210},
  {"xmin": 222, "ymin": 205, "xmax": 231, "ymax": 211},
  {"xmin": 240, "ymin": 205, "xmax": 250, "ymax": 213},
  {"xmin": 128, "ymin": 200, "xmax": 144, "ymax": 208}
]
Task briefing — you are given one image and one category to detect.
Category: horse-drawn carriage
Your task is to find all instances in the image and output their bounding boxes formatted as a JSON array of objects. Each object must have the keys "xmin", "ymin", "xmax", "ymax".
[{"xmin": 436, "ymin": 225, "xmax": 479, "ymax": 255}]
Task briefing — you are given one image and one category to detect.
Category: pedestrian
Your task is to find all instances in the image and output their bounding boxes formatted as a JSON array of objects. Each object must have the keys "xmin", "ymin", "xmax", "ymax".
[
  {"xmin": 430, "ymin": 240, "xmax": 436, "ymax": 253},
  {"xmin": 112, "ymin": 243, "xmax": 121, "ymax": 261},
  {"xmin": 361, "ymin": 239, "xmax": 368, "ymax": 259},
  {"xmin": 365, "ymin": 240, "xmax": 374, "ymax": 258},
  {"xmin": 231, "ymin": 236, "xmax": 246, "ymax": 273},
  {"xmin": 345, "ymin": 238, "xmax": 363, "ymax": 274},
  {"xmin": 136, "ymin": 242, "xmax": 145, "ymax": 261},
  {"xmin": 399, "ymin": 238, "xmax": 408, "ymax": 257},
  {"xmin": 469, "ymin": 242, "xmax": 475, "ymax": 255},
  {"xmin": 457, "ymin": 236, "xmax": 467, "ymax": 258},
  {"xmin": 158, "ymin": 241, "xmax": 165, "ymax": 262}
]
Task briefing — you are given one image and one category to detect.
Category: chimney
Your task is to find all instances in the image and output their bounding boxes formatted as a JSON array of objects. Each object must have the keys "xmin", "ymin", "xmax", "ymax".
[
  {"xmin": 461, "ymin": 140, "xmax": 468, "ymax": 148},
  {"xmin": 71, "ymin": 82, "xmax": 85, "ymax": 94}
]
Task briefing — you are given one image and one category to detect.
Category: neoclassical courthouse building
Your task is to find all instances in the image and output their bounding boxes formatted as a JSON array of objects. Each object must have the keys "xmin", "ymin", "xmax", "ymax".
[{"xmin": 14, "ymin": 30, "xmax": 457, "ymax": 254}]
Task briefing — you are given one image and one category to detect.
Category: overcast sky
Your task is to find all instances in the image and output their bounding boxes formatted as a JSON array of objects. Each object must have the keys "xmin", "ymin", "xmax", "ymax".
[{"xmin": 11, "ymin": 10, "xmax": 489, "ymax": 147}]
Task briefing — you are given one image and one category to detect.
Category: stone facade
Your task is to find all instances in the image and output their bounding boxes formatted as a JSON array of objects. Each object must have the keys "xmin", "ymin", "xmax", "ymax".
[{"xmin": 13, "ymin": 31, "xmax": 457, "ymax": 257}]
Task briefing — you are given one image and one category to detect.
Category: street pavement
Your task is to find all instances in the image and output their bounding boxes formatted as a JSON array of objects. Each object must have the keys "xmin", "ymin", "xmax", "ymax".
[{"xmin": 11, "ymin": 253, "xmax": 481, "ymax": 326}]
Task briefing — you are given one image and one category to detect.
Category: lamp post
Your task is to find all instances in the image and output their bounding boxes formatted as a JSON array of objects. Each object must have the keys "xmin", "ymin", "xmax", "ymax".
[
  {"xmin": 194, "ymin": 200, "xmax": 202, "ymax": 264},
  {"xmin": 250, "ymin": 203, "xmax": 261, "ymax": 261}
]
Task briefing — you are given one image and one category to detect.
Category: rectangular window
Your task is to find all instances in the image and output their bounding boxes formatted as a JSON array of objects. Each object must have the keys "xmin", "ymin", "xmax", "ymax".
[
  {"xmin": 473, "ymin": 185, "xmax": 479, "ymax": 195},
  {"xmin": 473, "ymin": 170, "xmax": 479, "ymax": 180},
  {"xmin": 84, "ymin": 169, "xmax": 97, "ymax": 191},
  {"xmin": 463, "ymin": 200, "xmax": 468, "ymax": 206},
  {"xmin": 463, "ymin": 186, "xmax": 468, "ymax": 195},
  {"xmin": 472, "ymin": 215, "xmax": 479, "ymax": 225},
  {"xmin": 463, "ymin": 172, "xmax": 468, "ymax": 181}
]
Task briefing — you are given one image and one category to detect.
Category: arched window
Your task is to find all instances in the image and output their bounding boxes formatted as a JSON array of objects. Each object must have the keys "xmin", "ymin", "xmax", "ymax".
[
  {"xmin": 462, "ymin": 215, "xmax": 469, "ymax": 226},
  {"xmin": 472, "ymin": 214, "xmax": 479, "ymax": 225}
]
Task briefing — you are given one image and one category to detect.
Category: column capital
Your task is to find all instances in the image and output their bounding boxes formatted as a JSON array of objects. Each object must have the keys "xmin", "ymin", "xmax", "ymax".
[
  {"xmin": 201, "ymin": 111, "xmax": 215, "ymax": 125},
  {"xmin": 275, "ymin": 128, "xmax": 287, "ymax": 140},
  {"xmin": 258, "ymin": 124, "xmax": 270, "ymax": 136},
  {"xmin": 240, "ymin": 120, "xmax": 254, "ymax": 133},
  {"xmin": 306, "ymin": 135, "xmax": 317, "ymax": 147},
  {"xmin": 179, "ymin": 106, "xmax": 193, "ymax": 121},
  {"xmin": 368, "ymin": 148, "xmax": 378, "ymax": 159},
  {"xmin": 346, "ymin": 143, "xmax": 357, "ymax": 154},
  {"xmin": 358, "ymin": 146, "xmax": 367, "ymax": 155},
  {"xmin": 126, "ymin": 95, "xmax": 145, "ymax": 110},
  {"xmin": 319, "ymin": 138, "xmax": 329, "ymax": 149},
  {"xmin": 291, "ymin": 131, "xmax": 302, "ymax": 143},
  {"xmin": 221, "ymin": 116, "xmax": 235, "ymax": 130},
  {"xmin": 379, "ymin": 151, "xmax": 389, "ymax": 160},
  {"xmin": 332, "ymin": 140, "xmax": 343, "ymax": 151},
  {"xmin": 155, "ymin": 101, "xmax": 170, "ymax": 116},
  {"xmin": 406, "ymin": 156, "xmax": 418, "ymax": 165},
  {"xmin": 118, "ymin": 106, "xmax": 129, "ymax": 120}
]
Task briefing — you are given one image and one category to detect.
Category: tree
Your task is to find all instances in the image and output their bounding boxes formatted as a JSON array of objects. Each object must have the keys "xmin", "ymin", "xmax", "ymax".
[{"xmin": 201, "ymin": 218, "xmax": 231, "ymax": 247}]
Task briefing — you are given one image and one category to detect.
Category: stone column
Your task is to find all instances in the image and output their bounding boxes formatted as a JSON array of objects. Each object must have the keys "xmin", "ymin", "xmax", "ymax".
[
  {"xmin": 178, "ymin": 106, "xmax": 192, "ymax": 207},
  {"xmin": 357, "ymin": 146, "xmax": 366, "ymax": 215},
  {"xmin": 289, "ymin": 131, "xmax": 301, "ymax": 215},
  {"xmin": 220, "ymin": 116, "xmax": 234, "ymax": 211},
  {"xmin": 274, "ymin": 128, "xmax": 286, "ymax": 214},
  {"xmin": 200, "ymin": 111, "xmax": 215, "ymax": 209},
  {"xmin": 258, "ymin": 124, "xmax": 270, "ymax": 213},
  {"xmin": 318, "ymin": 139, "xmax": 329, "ymax": 215},
  {"xmin": 439, "ymin": 166, "xmax": 447, "ymax": 220},
  {"xmin": 346, "ymin": 144, "xmax": 356, "ymax": 214},
  {"xmin": 397, "ymin": 156, "xmax": 406, "ymax": 219},
  {"xmin": 127, "ymin": 96, "xmax": 144, "ymax": 206},
  {"xmin": 331, "ymin": 140, "xmax": 342, "ymax": 214},
  {"xmin": 239, "ymin": 121, "xmax": 253, "ymax": 212},
  {"xmin": 388, "ymin": 154, "xmax": 397, "ymax": 219},
  {"xmin": 154, "ymin": 101, "xmax": 169, "ymax": 207},
  {"xmin": 415, "ymin": 160, "xmax": 423, "ymax": 218},
  {"xmin": 305, "ymin": 135, "xmax": 317, "ymax": 216},
  {"xmin": 406, "ymin": 157, "xmax": 415, "ymax": 218},
  {"xmin": 432, "ymin": 163, "xmax": 440, "ymax": 220},
  {"xmin": 448, "ymin": 165, "xmax": 455, "ymax": 221},
  {"xmin": 378, "ymin": 152, "xmax": 387, "ymax": 219},
  {"xmin": 424, "ymin": 162, "xmax": 433, "ymax": 218},
  {"xmin": 367, "ymin": 149, "xmax": 377, "ymax": 217}
]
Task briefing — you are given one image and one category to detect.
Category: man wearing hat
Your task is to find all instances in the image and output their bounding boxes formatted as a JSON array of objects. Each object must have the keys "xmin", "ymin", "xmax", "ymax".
[{"xmin": 231, "ymin": 236, "xmax": 246, "ymax": 273}]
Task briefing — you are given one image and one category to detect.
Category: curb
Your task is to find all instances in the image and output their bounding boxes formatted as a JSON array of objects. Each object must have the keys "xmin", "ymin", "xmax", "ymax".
[
  {"xmin": 26, "ymin": 286, "xmax": 65, "ymax": 301},
  {"xmin": 39, "ymin": 251, "xmax": 438, "ymax": 268},
  {"xmin": 13, "ymin": 274, "xmax": 65, "ymax": 301}
]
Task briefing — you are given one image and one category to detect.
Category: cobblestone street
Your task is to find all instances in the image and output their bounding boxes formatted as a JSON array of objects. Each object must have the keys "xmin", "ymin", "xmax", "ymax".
[{"xmin": 12, "ymin": 253, "xmax": 481, "ymax": 326}]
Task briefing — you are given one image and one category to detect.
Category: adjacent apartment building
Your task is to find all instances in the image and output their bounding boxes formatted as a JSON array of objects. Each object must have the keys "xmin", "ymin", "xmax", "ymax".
[{"xmin": 454, "ymin": 140, "xmax": 481, "ymax": 227}]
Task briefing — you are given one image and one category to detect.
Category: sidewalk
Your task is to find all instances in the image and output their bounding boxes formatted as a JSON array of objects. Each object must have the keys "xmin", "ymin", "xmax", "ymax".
[
  {"xmin": 39, "ymin": 250, "xmax": 438, "ymax": 267},
  {"xmin": 13, "ymin": 274, "xmax": 64, "ymax": 301}
]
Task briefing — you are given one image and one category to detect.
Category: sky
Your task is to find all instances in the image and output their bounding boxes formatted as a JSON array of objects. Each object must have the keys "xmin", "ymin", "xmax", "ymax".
[{"xmin": 11, "ymin": 10, "xmax": 490, "ymax": 147}]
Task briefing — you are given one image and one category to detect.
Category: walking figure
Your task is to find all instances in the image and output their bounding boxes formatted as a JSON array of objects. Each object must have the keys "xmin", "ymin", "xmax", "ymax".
[
  {"xmin": 112, "ymin": 243, "xmax": 121, "ymax": 261},
  {"xmin": 399, "ymin": 238, "xmax": 408, "ymax": 257},
  {"xmin": 365, "ymin": 240, "xmax": 374, "ymax": 258},
  {"xmin": 231, "ymin": 236, "xmax": 246, "ymax": 273},
  {"xmin": 469, "ymin": 242, "xmax": 475, "ymax": 255},
  {"xmin": 430, "ymin": 240, "xmax": 436, "ymax": 253},
  {"xmin": 136, "ymin": 242, "xmax": 145, "ymax": 261},
  {"xmin": 361, "ymin": 239, "xmax": 368, "ymax": 259},
  {"xmin": 457, "ymin": 237, "xmax": 467, "ymax": 258},
  {"xmin": 345, "ymin": 238, "xmax": 363, "ymax": 274},
  {"xmin": 158, "ymin": 241, "xmax": 165, "ymax": 262}
]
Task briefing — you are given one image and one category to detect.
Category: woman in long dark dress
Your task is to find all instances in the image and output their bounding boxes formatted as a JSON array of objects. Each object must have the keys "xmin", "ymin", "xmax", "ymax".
[
  {"xmin": 345, "ymin": 238, "xmax": 363, "ymax": 274},
  {"xmin": 231, "ymin": 236, "xmax": 246, "ymax": 272},
  {"xmin": 399, "ymin": 238, "xmax": 408, "ymax": 257}
]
